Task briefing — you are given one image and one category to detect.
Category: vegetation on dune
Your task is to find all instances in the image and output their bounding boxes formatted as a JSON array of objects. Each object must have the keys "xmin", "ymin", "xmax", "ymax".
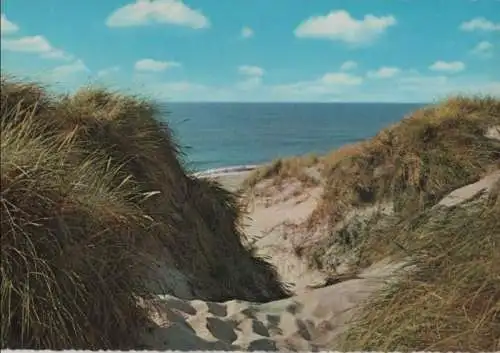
[
  {"xmin": 2, "ymin": 74, "xmax": 498, "ymax": 351},
  {"xmin": 243, "ymin": 95, "xmax": 500, "ymax": 351},
  {"xmin": 244, "ymin": 96, "xmax": 500, "ymax": 259},
  {"xmin": 0, "ymin": 77, "xmax": 289, "ymax": 349},
  {"xmin": 242, "ymin": 153, "xmax": 321, "ymax": 190},
  {"xmin": 245, "ymin": 96, "xmax": 500, "ymax": 222},
  {"xmin": 311, "ymin": 96, "xmax": 500, "ymax": 226},
  {"xmin": 340, "ymin": 188, "xmax": 500, "ymax": 351},
  {"xmin": 1, "ymin": 116, "xmax": 157, "ymax": 349}
]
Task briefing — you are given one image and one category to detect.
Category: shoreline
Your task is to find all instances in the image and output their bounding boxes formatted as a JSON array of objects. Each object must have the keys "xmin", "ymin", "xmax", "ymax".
[
  {"xmin": 193, "ymin": 164, "xmax": 260, "ymax": 178},
  {"xmin": 193, "ymin": 164, "xmax": 262, "ymax": 192}
]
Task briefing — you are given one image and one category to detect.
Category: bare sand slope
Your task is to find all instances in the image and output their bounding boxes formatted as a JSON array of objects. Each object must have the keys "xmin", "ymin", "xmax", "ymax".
[
  {"xmin": 204, "ymin": 170, "xmax": 330, "ymax": 293},
  {"xmin": 438, "ymin": 170, "xmax": 500, "ymax": 207},
  {"xmin": 243, "ymin": 184, "xmax": 328, "ymax": 293},
  {"xmin": 140, "ymin": 258, "xmax": 407, "ymax": 351}
]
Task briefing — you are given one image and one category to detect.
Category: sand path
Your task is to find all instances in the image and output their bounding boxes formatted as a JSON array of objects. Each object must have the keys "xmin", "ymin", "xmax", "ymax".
[{"xmin": 141, "ymin": 258, "xmax": 406, "ymax": 351}]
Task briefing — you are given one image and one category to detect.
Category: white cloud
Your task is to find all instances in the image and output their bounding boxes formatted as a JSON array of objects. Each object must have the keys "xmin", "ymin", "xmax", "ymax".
[
  {"xmin": 135, "ymin": 58, "xmax": 181, "ymax": 72},
  {"xmin": 398, "ymin": 74, "xmax": 448, "ymax": 87},
  {"xmin": 429, "ymin": 61, "xmax": 466, "ymax": 73},
  {"xmin": 1, "ymin": 14, "xmax": 19, "ymax": 35},
  {"xmin": 97, "ymin": 66, "xmax": 121, "ymax": 77},
  {"xmin": 41, "ymin": 49, "xmax": 72, "ymax": 60},
  {"xmin": 106, "ymin": 0, "xmax": 209, "ymax": 29},
  {"xmin": 238, "ymin": 65, "xmax": 264, "ymax": 77},
  {"xmin": 51, "ymin": 59, "xmax": 90, "ymax": 78},
  {"xmin": 273, "ymin": 71, "xmax": 363, "ymax": 99},
  {"xmin": 340, "ymin": 60, "xmax": 358, "ymax": 71},
  {"xmin": 156, "ymin": 81, "xmax": 207, "ymax": 92},
  {"xmin": 241, "ymin": 26, "xmax": 254, "ymax": 38},
  {"xmin": 237, "ymin": 65, "xmax": 264, "ymax": 90},
  {"xmin": 477, "ymin": 81, "xmax": 500, "ymax": 96},
  {"xmin": 367, "ymin": 66, "xmax": 401, "ymax": 79},
  {"xmin": 397, "ymin": 74, "xmax": 500, "ymax": 100},
  {"xmin": 1, "ymin": 35, "xmax": 72, "ymax": 60},
  {"xmin": 471, "ymin": 40, "xmax": 493, "ymax": 56},
  {"xmin": 131, "ymin": 70, "xmax": 500, "ymax": 103},
  {"xmin": 460, "ymin": 17, "xmax": 500, "ymax": 31},
  {"xmin": 320, "ymin": 72, "xmax": 363, "ymax": 85},
  {"xmin": 294, "ymin": 10, "xmax": 396, "ymax": 44},
  {"xmin": 142, "ymin": 80, "xmax": 237, "ymax": 101},
  {"xmin": 2, "ymin": 35, "xmax": 52, "ymax": 52},
  {"xmin": 237, "ymin": 76, "xmax": 262, "ymax": 90}
]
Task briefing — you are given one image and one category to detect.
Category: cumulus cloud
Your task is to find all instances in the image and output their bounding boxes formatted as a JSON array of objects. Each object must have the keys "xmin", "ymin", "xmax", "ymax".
[
  {"xmin": 294, "ymin": 10, "xmax": 396, "ymax": 44},
  {"xmin": 1, "ymin": 14, "xmax": 19, "ymax": 35},
  {"xmin": 471, "ymin": 40, "xmax": 494, "ymax": 56},
  {"xmin": 106, "ymin": 0, "xmax": 209, "ymax": 29},
  {"xmin": 97, "ymin": 66, "xmax": 121, "ymax": 77},
  {"xmin": 1, "ymin": 35, "xmax": 73, "ymax": 60},
  {"xmin": 398, "ymin": 74, "xmax": 448, "ymax": 87},
  {"xmin": 367, "ymin": 66, "xmax": 401, "ymax": 79},
  {"xmin": 134, "ymin": 70, "xmax": 500, "ymax": 103},
  {"xmin": 460, "ymin": 17, "xmax": 500, "ymax": 31},
  {"xmin": 134, "ymin": 58, "xmax": 181, "ymax": 72},
  {"xmin": 51, "ymin": 59, "xmax": 90, "ymax": 79},
  {"xmin": 2, "ymin": 35, "xmax": 51, "ymax": 52},
  {"xmin": 340, "ymin": 60, "xmax": 358, "ymax": 71},
  {"xmin": 320, "ymin": 72, "xmax": 363, "ymax": 85},
  {"xmin": 395, "ymin": 72, "xmax": 500, "ymax": 101},
  {"xmin": 241, "ymin": 26, "xmax": 254, "ymax": 38},
  {"xmin": 429, "ymin": 61, "xmax": 466, "ymax": 73},
  {"xmin": 142, "ymin": 80, "xmax": 238, "ymax": 102},
  {"xmin": 237, "ymin": 76, "xmax": 262, "ymax": 90},
  {"xmin": 237, "ymin": 65, "xmax": 264, "ymax": 90},
  {"xmin": 238, "ymin": 65, "xmax": 264, "ymax": 77},
  {"xmin": 273, "ymin": 71, "xmax": 363, "ymax": 99},
  {"xmin": 42, "ymin": 49, "xmax": 73, "ymax": 60}
]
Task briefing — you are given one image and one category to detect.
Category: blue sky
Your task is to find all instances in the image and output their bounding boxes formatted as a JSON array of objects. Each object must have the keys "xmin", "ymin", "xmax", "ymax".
[{"xmin": 1, "ymin": 0, "xmax": 499, "ymax": 102}]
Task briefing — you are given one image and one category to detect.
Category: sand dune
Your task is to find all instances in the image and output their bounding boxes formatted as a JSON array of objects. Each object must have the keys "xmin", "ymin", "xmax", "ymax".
[
  {"xmin": 139, "ymin": 169, "xmax": 417, "ymax": 351},
  {"xmin": 140, "ymin": 258, "xmax": 408, "ymax": 351},
  {"xmin": 154, "ymin": 168, "xmax": 498, "ymax": 351},
  {"xmin": 243, "ymin": 184, "xmax": 328, "ymax": 293}
]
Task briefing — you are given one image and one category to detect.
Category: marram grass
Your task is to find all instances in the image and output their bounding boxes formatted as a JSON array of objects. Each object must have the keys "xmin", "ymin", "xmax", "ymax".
[{"xmin": 0, "ymin": 77, "xmax": 289, "ymax": 349}]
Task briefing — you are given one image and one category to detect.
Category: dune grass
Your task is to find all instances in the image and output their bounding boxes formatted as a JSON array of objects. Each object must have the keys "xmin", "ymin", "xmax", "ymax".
[
  {"xmin": 298, "ymin": 96, "xmax": 500, "ymax": 272},
  {"xmin": 242, "ymin": 153, "xmax": 321, "ymax": 190},
  {"xmin": 1, "ymin": 115, "xmax": 158, "ymax": 349},
  {"xmin": 242, "ymin": 96, "xmax": 500, "ymax": 351},
  {"xmin": 0, "ymin": 77, "xmax": 289, "ymax": 349},
  {"xmin": 311, "ymin": 96, "xmax": 500, "ymax": 226},
  {"xmin": 339, "ymin": 188, "xmax": 500, "ymax": 351},
  {"xmin": 245, "ymin": 96, "xmax": 499, "ymax": 223}
]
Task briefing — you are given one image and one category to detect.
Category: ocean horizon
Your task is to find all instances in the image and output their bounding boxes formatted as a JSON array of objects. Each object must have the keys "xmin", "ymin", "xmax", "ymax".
[{"xmin": 164, "ymin": 102, "xmax": 426, "ymax": 172}]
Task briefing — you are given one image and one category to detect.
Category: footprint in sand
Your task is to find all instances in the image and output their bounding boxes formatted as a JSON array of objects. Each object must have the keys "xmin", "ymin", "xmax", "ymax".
[{"xmin": 206, "ymin": 317, "xmax": 238, "ymax": 343}]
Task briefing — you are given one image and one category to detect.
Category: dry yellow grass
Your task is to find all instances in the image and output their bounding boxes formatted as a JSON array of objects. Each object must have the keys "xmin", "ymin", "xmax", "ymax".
[
  {"xmin": 242, "ymin": 96, "xmax": 500, "ymax": 351},
  {"xmin": 0, "ymin": 77, "xmax": 289, "ymax": 349},
  {"xmin": 1, "ymin": 115, "xmax": 158, "ymax": 349},
  {"xmin": 243, "ymin": 96, "xmax": 500, "ymax": 265},
  {"xmin": 243, "ymin": 153, "xmax": 320, "ymax": 189},
  {"xmin": 311, "ymin": 96, "xmax": 500, "ymax": 228},
  {"xmin": 339, "ymin": 188, "xmax": 500, "ymax": 351},
  {"xmin": 245, "ymin": 97, "xmax": 500, "ymax": 223}
]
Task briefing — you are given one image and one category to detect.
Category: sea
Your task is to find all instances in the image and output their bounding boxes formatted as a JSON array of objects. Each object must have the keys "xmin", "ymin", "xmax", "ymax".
[{"xmin": 163, "ymin": 103, "xmax": 425, "ymax": 173}]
